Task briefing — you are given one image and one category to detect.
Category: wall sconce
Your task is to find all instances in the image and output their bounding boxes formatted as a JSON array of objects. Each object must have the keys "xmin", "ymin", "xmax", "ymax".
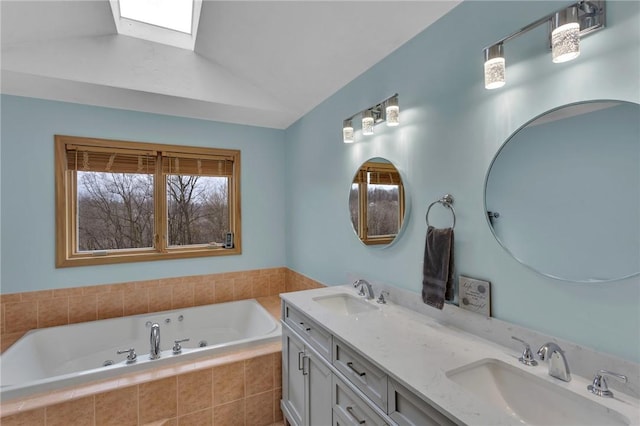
[
  {"xmin": 483, "ymin": 1, "xmax": 605, "ymax": 90},
  {"xmin": 342, "ymin": 94, "xmax": 400, "ymax": 143}
]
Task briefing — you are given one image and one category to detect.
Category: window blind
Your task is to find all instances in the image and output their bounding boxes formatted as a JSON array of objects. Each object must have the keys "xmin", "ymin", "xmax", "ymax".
[
  {"xmin": 162, "ymin": 152, "xmax": 234, "ymax": 176},
  {"xmin": 65, "ymin": 144, "xmax": 157, "ymax": 174}
]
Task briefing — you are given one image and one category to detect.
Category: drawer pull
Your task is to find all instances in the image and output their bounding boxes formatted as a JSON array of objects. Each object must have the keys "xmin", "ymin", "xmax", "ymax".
[
  {"xmin": 347, "ymin": 362, "xmax": 366, "ymax": 377},
  {"xmin": 298, "ymin": 351, "xmax": 304, "ymax": 371},
  {"xmin": 299, "ymin": 321, "xmax": 311, "ymax": 332},
  {"xmin": 346, "ymin": 406, "xmax": 366, "ymax": 424}
]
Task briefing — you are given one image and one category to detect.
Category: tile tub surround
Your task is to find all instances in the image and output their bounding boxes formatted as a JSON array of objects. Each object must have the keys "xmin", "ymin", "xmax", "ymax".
[
  {"xmin": 282, "ymin": 286, "xmax": 640, "ymax": 425},
  {"xmin": 0, "ymin": 267, "xmax": 324, "ymax": 352},
  {"xmin": 0, "ymin": 297, "xmax": 285, "ymax": 426}
]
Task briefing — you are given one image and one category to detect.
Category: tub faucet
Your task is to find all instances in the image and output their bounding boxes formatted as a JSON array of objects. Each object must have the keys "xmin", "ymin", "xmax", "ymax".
[
  {"xmin": 353, "ymin": 279, "xmax": 374, "ymax": 300},
  {"xmin": 150, "ymin": 323, "xmax": 161, "ymax": 360},
  {"xmin": 537, "ymin": 342, "xmax": 571, "ymax": 382}
]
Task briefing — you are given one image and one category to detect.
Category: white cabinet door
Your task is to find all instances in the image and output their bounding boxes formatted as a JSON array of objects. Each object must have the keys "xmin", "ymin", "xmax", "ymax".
[
  {"xmin": 282, "ymin": 326, "xmax": 306, "ymax": 426},
  {"xmin": 307, "ymin": 349, "xmax": 332, "ymax": 426},
  {"xmin": 282, "ymin": 324, "xmax": 332, "ymax": 426}
]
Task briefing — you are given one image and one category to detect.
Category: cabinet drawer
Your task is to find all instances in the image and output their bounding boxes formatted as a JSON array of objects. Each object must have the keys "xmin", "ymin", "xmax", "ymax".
[
  {"xmin": 333, "ymin": 338, "xmax": 387, "ymax": 411},
  {"xmin": 388, "ymin": 378, "xmax": 456, "ymax": 426},
  {"xmin": 333, "ymin": 375, "xmax": 388, "ymax": 426},
  {"xmin": 284, "ymin": 303, "xmax": 332, "ymax": 360}
]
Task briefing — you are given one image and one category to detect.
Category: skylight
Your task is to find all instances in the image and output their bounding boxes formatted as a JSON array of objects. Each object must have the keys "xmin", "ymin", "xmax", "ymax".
[
  {"xmin": 119, "ymin": 0, "xmax": 193, "ymax": 34},
  {"xmin": 110, "ymin": 0, "xmax": 202, "ymax": 50}
]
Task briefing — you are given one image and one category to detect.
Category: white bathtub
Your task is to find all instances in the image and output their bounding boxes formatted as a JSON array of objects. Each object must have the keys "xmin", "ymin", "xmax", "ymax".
[{"xmin": 0, "ymin": 299, "xmax": 281, "ymax": 401}]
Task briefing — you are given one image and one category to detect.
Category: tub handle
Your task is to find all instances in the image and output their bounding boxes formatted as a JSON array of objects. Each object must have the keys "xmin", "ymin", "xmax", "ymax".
[
  {"xmin": 116, "ymin": 348, "xmax": 137, "ymax": 364},
  {"xmin": 172, "ymin": 338, "xmax": 190, "ymax": 355}
]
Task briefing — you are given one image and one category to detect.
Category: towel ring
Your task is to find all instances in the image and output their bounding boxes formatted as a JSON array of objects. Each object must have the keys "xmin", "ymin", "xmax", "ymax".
[{"xmin": 426, "ymin": 194, "xmax": 456, "ymax": 229}]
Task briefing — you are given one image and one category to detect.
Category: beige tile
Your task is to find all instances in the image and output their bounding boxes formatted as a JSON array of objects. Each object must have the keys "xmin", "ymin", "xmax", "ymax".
[
  {"xmin": 94, "ymin": 386, "xmax": 137, "ymax": 425},
  {"xmin": 4, "ymin": 301, "xmax": 37, "ymax": 333},
  {"xmin": 268, "ymin": 276, "xmax": 285, "ymax": 297},
  {"xmin": 274, "ymin": 387, "xmax": 283, "ymax": 422},
  {"xmin": 193, "ymin": 282, "xmax": 215, "ymax": 306},
  {"xmin": 177, "ymin": 369, "xmax": 212, "ymax": 416},
  {"xmin": 135, "ymin": 279, "xmax": 160, "ymax": 290},
  {"xmin": 245, "ymin": 391, "xmax": 274, "ymax": 426},
  {"xmin": 245, "ymin": 355, "xmax": 274, "ymax": 396},
  {"xmin": 45, "ymin": 395, "xmax": 94, "ymax": 426},
  {"xmin": 52, "ymin": 287, "xmax": 84, "ymax": 298},
  {"xmin": 20, "ymin": 290, "xmax": 53, "ymax": 302},
  {"xmin": 177, "ymin": 408, "xmax": 212, "ymax": 426},
  {"xmin": 273, "ymin": 353, "xmax": 282, "ymax": 390},
  {"xmin": 139, "ymin": 377, "xmax": 178, "ymax": 424},
  {"xmin": 37, "ymin": 297, "xmax": 69, "ymax": 328},
  {"xmin": 213, "ymin": 361, "xmax": 245, "ymax": 405},
  {"xmin": 148, "ymin": 286, "xmax": 172, "ymax": 313},
  {"xmin": 0, "ymin": 293, "xmax": 23, "ymax": 304},
  {"xmin": 252, "ymin": 278, "xmax": 270, "ymax": 299},
  {"xmin": 124, "ymin": 288, "xmax": 149, "ymax": 316},
  {"xmin": 214, "ymin": 280, "xmax": 234, "ymax": 303},
  {"xmin": 0, "ymin": 408, "xmax": 45, "ymax": 426},
  {"xmin": 97, "ymin": 291, "xmax": 124, "ymax": 320},
  {"xmin": 233, "ymin": 280, "xmax": 252, "ymax": 301},
  {"xmin": 213, "ymin": 400, "xmax": 245, "ymax": 426},
  {"xmin": 68, "ymin": 295, "xmax": 97, "ymax": 324},
  {"xmin": 0, "ymin": 302, "xmax": 4, "ymax": 333},
  {"xmin": 171, "ymin": 282, "xmax": 194, "ymax": 309}
]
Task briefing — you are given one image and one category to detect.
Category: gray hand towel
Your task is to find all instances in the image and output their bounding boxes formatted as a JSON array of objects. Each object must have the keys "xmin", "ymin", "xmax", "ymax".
[{"xmin": 422, "ymin": 225, "xmax": 454, "ymax": 310}]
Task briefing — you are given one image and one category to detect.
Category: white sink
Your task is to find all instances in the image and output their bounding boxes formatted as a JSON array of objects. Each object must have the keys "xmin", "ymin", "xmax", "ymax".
[
  {"xmin": 446, "ymin": 359, "xmax": 629, "ymax": 425},
  {"xmin": 312, "ymin": 293, "xmax": 379, "ymax": 315}
]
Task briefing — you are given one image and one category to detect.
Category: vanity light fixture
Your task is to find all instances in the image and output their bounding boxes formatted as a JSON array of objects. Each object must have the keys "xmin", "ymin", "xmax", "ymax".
[
  {"xmin": 362, "ymin": 109, "xmax": 375, "ymax": 136},
  {"xmin": 483, "ymin": 0, "xmax": 605, "ymax": 90},
  {"xmin": 342, "ymin": 94, "xmax": 400, "ymax": 143},
  {"xmin": 343, "ymin": 119, "xmax": 355, "ymax": 143},
  {"xmin": 385, "ymin": 95, "xmax": 400, "ymax": 126}
]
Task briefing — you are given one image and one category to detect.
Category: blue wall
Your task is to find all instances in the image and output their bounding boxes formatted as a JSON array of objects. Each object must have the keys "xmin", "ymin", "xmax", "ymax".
[
  {"xmin": 284, "ymin": 1, "xmax": 640, "ymax": 362},
  {"xmin": 1, "ymin": 96, "xmax": 287, "ymax": 292}
]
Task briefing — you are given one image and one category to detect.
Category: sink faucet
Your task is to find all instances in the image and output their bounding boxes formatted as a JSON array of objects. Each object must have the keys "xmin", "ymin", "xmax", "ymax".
[
  {"xmin": 353, "ymin": 279, "xmax": 374, "ymax": 300},
  {"xmin": 537, "ymin": 342, "xmax": 571, "ymax": 382},
  {"xmin": 150, "ymin": 322, "xmax": 161, "ymax": 360}
]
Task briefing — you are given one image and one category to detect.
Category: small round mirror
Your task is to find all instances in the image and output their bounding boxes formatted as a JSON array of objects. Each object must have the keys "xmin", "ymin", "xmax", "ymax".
[{"xmin": 349, "ymin": 158, "xmax": 407, "ymax": 247}]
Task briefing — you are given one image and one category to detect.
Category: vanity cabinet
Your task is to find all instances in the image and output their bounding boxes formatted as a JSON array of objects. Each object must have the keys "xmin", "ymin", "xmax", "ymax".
[
  {"xmin": 282, "ymin": 324, "xmax": 332, "ymax": 426},
  {"xmin": 281, "ymin": 300, "xmax": 458, "ymax": 426},
  {"xmin": 333, "ymin": 337, "xmax": 388, "ymax": 411},
  {"xmin": 388, "ymin": 378, "xmax": 456, "ymax": 426}
]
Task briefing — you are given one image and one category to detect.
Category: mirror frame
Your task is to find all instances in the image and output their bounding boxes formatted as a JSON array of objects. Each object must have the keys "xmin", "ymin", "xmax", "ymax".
[
  {"xmin": 483, "ymin": 99, "xmax": 640, "ymax": 283},
  {"xmin": 349, "ymin": 158, "xmax": 410, "ymax": 248}
]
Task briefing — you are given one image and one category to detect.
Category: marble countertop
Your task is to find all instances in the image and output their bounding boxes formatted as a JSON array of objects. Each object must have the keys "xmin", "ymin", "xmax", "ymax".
[{"xmin": 281, "ymin": 285, "xmax": 640, "ymax": 425}]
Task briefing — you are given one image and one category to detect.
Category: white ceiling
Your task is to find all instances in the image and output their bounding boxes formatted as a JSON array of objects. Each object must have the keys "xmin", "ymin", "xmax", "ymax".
[{"xmin": 1, "ymin": 1, "xmax": 461, "ymax": 129}]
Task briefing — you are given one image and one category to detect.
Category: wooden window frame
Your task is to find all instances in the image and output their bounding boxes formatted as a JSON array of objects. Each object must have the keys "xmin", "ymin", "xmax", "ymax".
[
  {"xmin": 352, "ymin": 162, "xmax": 405, "ymax": 246},
  {"xmin": 55, "ymin": 135, "xmax": 241, "ymax": 267}
]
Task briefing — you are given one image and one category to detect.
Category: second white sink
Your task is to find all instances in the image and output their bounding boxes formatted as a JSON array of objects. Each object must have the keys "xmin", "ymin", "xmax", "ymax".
[
  {"xmin": 312, "ymin": 293, "xmax": 379, "ymax": 315},
  {"xmin": 446, "ymin": 358, "xmax": 629, "ymax": 425}
]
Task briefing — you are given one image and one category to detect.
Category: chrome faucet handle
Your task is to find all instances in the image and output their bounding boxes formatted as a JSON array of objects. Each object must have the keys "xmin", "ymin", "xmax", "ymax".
[
  {"xmin": 117, "ymin": 348, "xmax": 137, "ymax": 364},
  {"xmin": 376, "ymin": 291, "xmax": 389, "ymax": 304},
  {"xmin": 511, "ymin": 336, "xmax": 538, "ymax": 366},
  {"xmin": 587, "ymin": 370, "xmax": 628, "ymax": 398},
  {"xmin": 172, "ymin": 338, "xmax": 190, "ymax": 354}
]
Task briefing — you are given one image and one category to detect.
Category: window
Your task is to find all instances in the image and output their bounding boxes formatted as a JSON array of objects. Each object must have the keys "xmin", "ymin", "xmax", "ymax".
[
  {"xmin": 55, "ymin": 135, "xmax": 241, "ymax": 267},
  {"xmin": 349, "ymin": 161, "xmax": 405, "ymax": 245}
]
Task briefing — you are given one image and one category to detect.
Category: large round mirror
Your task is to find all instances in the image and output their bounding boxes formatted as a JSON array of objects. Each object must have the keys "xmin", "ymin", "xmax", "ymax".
[
  {"xmin": 349, "ymin": 158, "xmax": 407, "ymax": 246},
  {"xmin": 485, "ymin": 100, "xmax": 639, "ymax": 282}
]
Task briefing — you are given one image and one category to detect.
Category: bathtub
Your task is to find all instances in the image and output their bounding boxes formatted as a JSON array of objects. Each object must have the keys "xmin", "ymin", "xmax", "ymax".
[{"xmin": 0, "ymin": 299, "xmax": 281, "ymax": 401}]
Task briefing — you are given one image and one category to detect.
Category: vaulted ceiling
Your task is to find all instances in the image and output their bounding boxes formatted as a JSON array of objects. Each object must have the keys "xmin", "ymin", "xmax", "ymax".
[{"xmin": 1, "ymin": 1, "xmax": 461, "ymax": 129}]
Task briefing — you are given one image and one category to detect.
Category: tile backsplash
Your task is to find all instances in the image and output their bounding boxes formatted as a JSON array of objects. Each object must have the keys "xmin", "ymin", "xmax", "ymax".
[{"xmin": 0, "ymin": 267, "xmax": 324, "ymax": 352}]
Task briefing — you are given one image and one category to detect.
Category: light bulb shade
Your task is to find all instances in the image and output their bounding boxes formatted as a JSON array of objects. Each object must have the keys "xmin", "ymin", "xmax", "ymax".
[
  {"xmin": 342, "ymin": 119, "xmax": 354, "ymax": 143},
  {"xmin": 362, "ymin": 110, "xmax": 374, "ymax": 135},
  {"xmin": 385, "ymin": 95, "xmax": 399, "ymax": 126},
  {"xmin": 552, "ymin": 7, "xmax": 580, "ymax": 63},
  {"xmin": 484, "ymin": 44, "xmax": 505, "ymax": 89}
]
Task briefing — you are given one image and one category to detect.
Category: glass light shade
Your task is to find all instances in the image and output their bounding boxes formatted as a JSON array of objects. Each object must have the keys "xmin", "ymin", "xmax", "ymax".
[
  {"xmin": 552, "ymin": 7, "xmax": 580, "ymax": 63},
  {"xmin": 386, "ymin": 96, "xmax": 399, "ymax": 126},
  {"xmin": 362, "ymin": 111, "xmax": 374, "ymax": 135},
  {"xmin": 484, "ymin": 57, "xmax": 506, "ymax": 89},
  {"xmin": 343, "ymin": 120, "xmax": 355, "ymax": 143},
  {"xmin": 484, "ymin": 44, "xmax": 505, "ymax": 90}
]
